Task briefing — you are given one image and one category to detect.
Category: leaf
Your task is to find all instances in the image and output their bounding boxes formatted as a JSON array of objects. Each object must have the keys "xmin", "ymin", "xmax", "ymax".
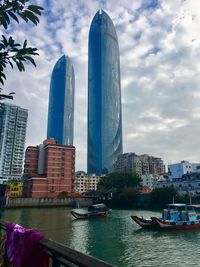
[
  {"xmin": 0, "ymin": 72, "xmax": 6, "ymax": 80},
  {"xmin": 8, "ymin": 11, "xmax": 19, "ymax": 23},
  {"xmin": 24, "ymin": 55, "xmax": 36, "ymax": 67},
  {"xmin": 0, "ymin": 94, "xmax": 13, "ymax": 100},
  {"xmin": 1, "ymin": 35, "xmax": 8, "ymax": 47},
  {"xmin": 18, "ymin": 12, "xmax": 28, "ymax": 22},
  {"xmin": 23, "ymin": 10, "xmax": 39, "ymax": 25},
  {"xmin": 26, "ymin": 47, "xmax": 39, "ymax": 55},
  {"xmin": 18, "ymin": 0, "xmax": 25, "ymax": 4},
  {"xmin": 1, "ymin": 11, "xmax": 10, "ymax": 26},
  {"xmin": 10, "ymin": 48, "xmax": 20, "ymax": 53},
  {"xmin": 8, "ymin": 60, "xmax": 14, "ymax": 68},
  {"xmin": 16, "ymin": 61, "xmax": 22, "ymax": 71},
  {"xmin": 12, "ymin": 43, "xmax": 21, "ymax": 47},
  {"xmin": 8, "ymin": 36, "xmax": 15, "ymax": 46},
  {"xmin": 23, "ymin": 40, "xmax": 27, "ymax": 49},
  {"xmin": 0, "ymin": 71, "xmax": 6, "ymax": 85},
  {"xmin": 0, "ymin": 79, "xmax": 4, "ymax": 85},
  {"xmin": 0, "ymin": 15, "xmax": 8, "ymax": 29},
  {"xmin": 27, "ymin": 5, "xmax": 43, "ymax": 15}
]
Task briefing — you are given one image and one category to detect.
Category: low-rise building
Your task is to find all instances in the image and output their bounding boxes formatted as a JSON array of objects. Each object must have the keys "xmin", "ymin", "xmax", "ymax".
[
  {"xmin": 8, "ymin": 180, "xmax": 23, "ymax": 197},
  {"xmin": 141, "ymin": 174, "xmax": 158, "ymax": 189},
  {"xmin": 155, "ymin": 172, "xmax": 200, "ymax": 196},
  {"xmin": 23, "ymin": 138, "xmax": 75, "ymax": 198},
  {"xmin": 74, "ymin": 172, "xmax": 101, "ymax": 194},
  {"xmin": 168, "ymin": 161, "xmax": 200, "ymax": 179}
]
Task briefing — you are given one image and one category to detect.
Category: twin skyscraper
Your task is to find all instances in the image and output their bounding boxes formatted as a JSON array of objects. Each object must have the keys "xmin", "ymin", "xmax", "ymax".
[{"xmin": 47, "ymin": 10, "xmax": 123, "ymax": 175}]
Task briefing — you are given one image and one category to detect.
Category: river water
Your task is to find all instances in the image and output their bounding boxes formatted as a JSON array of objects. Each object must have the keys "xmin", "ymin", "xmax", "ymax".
[{"xmin": 2, "ymin": 207, "xmax": 200, "ymax": 267}]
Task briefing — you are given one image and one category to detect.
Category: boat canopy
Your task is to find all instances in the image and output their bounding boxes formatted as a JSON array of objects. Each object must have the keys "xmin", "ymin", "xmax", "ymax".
[
  {"xmin": 188, "ymin": 204, "xmax": 200, "ymax": 209},
  {"xmin": 88, "ymin": 203, "xmax": 107, "ymax": 212},
  {"xmin": 168, "ymin": 203, "xmax": 187, "ymax": 209}
]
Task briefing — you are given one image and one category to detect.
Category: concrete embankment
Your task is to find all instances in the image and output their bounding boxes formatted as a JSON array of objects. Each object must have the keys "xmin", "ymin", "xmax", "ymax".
[{"xmin": 0, "ymin": 197, "xmax": 94, "ymax": 209}]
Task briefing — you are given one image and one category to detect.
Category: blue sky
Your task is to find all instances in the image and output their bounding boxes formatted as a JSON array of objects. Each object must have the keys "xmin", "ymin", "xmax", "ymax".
[{"xmin": 2, "ymin": 0, "xmax": 200, "ymax": 171}]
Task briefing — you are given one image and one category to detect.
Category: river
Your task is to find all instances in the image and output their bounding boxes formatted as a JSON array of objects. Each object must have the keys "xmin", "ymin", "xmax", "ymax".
[{"xmin": 2, "ymin": 207, "xmax": 200, "ymax": 267}]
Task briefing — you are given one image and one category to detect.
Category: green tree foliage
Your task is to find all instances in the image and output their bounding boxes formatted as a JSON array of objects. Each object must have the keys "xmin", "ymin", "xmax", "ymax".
[
  {"xmin": 113, "ymin": 186, "xmax": 139, "ymax": 207},
  {"xmin": 0, "ymin": 0, "xmax": 43, "ymax": 99},
  {"xmin": 99, "ymin": 172, "xmax": 142, "ymax": 207},
  {"xmin": 150, "ymin": 186, "xmax": 178, "ymax": 209},
  {"xmin": 99, "ymin": 172, "xmax": 142, "ymax": 190}
]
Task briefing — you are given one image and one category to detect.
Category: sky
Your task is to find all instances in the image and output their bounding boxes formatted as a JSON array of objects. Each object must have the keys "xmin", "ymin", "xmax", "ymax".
[{"xmin": 2, "ymin": 0, "xmax": 200, "ymax": 171}]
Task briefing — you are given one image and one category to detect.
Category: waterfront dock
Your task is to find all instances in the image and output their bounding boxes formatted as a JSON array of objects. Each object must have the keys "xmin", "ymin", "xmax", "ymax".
[{"xmin": 0, "ymin": 196, "xmax": 94, "ymax": 209}]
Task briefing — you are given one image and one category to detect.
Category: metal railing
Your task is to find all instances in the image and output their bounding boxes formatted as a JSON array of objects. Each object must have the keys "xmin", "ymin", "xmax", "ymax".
[{"xmin": 0, "ymin": 220, "xmax": 115, "ymax": 267}]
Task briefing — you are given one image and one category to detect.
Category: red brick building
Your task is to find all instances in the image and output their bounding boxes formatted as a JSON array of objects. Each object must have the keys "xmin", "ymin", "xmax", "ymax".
[{"xmin": 23, "ymin": 138, "xmax": 75, "ymax": 198}]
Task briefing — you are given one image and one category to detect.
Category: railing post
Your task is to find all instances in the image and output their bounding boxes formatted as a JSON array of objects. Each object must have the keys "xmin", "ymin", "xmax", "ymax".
[
  {"xmin": 0, "ymin": 226, "xmax": 9, "ymax": 267},
  {"xmin": 52, "ymin": 256, "xmax": 61, "ymax": 267}
]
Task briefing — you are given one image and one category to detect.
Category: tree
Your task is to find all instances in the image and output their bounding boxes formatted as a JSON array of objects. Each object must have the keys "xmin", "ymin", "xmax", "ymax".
[
  {"xmin": 114, "ymin": 186, "xmax": 139, "ymax": 207},
  {"xmin": 0, "ymin": 0, "xmax": 43, "ymax": 100},
  {"xmin": 99, "ymin": 172, "xmax": 142, "ymax": 190},
  {"xmin": 150, "ymin": 186, "xmax": 178, "ymax": 209},
  {"xmin": 98, "ymin": 172, "xmax": 142, "ymax": 207}
]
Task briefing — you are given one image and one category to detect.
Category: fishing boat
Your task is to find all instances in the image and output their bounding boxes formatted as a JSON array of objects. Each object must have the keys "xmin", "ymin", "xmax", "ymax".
[
  {"xmin": 151, "ymin": 204, "xmax": 200, "ymax": 230},
  {"xmin": 131, "ymin": 215, "xmax": 157, "ymax": 228},
  {"xmin": 131, "ymin": 203, "xmax": 200, "ymax": 230},
  {"xmin": 71, "ymin": 203, "xmax": 112, "ymax": 219}
]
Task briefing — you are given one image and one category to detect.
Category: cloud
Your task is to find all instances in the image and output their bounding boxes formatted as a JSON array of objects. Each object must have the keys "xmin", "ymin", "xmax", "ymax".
[{"xmin": 2, "ymin": 0, "xmax": 200, "ymax": 171}]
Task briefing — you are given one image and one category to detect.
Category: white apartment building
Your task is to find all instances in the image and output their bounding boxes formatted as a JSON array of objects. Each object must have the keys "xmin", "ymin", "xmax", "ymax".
[
  {"xmin": 0, "ymin": 103, "xmax": 28, "ymax": 181},
  {"xmin": 168, "ymin": 161, "xmax": 200, "ymax": 179},
  {"xmin": 141, "ymin": 174, "xmax": 158, "ymax": 189},
  {"xmin": 74, "ymin": 172, "xmax": 101, "ymax": 194},
  {"xmin": 154, "ymin": 173, "xmax": 200, "ymax": 196}
]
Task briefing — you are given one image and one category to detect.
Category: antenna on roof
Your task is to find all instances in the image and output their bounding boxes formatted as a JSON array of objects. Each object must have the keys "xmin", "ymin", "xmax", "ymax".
[{"xmin": 99, "ymin": 9, "xmax": 102, "ymax": 15}]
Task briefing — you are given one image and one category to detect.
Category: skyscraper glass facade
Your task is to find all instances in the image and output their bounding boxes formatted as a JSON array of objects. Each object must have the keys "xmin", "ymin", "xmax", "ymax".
[
  {"xmin": 47, "ymin": 55, "xmax": 75, "ymax": 145},
  {"xmin": 87, "ymin": 10, "xmax": 123, "ymax": 175}
]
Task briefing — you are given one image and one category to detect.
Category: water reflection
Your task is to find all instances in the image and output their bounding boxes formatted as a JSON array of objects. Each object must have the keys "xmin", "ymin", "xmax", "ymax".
[
  {"xmin": 70, "ymin": 219, "xmax": 90, "ymax": 254},
  {"xmin": 2, "ymin": 208, "xmax": 200, "ymax": 267}
]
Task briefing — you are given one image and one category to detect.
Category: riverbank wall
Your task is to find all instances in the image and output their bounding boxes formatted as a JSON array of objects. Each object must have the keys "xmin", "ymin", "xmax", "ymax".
[{"xmin": 0, "ymin": 197, "xmax": 94, "ymax": 209}]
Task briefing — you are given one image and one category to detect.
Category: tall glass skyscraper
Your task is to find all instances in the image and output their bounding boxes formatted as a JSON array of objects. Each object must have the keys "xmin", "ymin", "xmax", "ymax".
[
  {"xmin": 87, "ymin": 10, "xmax": 123, "ymax": 175},
  {"xmin": 47, "ymin": 55, "xmax": 75, "ymax": 145}
]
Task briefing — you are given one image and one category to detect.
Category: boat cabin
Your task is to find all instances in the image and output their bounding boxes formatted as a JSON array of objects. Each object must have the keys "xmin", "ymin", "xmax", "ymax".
[
  {"xmin": 88, "ymin": 203, "xmax": 108, "ymax": 212},
  {"xmin": 162, "ymin": 203, "xmax": 198, "ymax": 222}
]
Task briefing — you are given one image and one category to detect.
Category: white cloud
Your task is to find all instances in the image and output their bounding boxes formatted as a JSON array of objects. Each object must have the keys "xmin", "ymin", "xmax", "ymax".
[{"xmin": 2, "ymin": 0, "xmax": 200, "ymax": 171}]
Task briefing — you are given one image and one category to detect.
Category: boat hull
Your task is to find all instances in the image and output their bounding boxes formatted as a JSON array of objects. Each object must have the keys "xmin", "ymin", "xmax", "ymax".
[
  {"xmin": 131, "ymin": 215, "xmax": 158, "ymax": 228},
  {"xmin": 151, "ymin": 217, "xmax": 200, "ymax": 230},
  {"xmin": 71, "ymin": 210, "xmax": 110, "ymax": 219}
]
